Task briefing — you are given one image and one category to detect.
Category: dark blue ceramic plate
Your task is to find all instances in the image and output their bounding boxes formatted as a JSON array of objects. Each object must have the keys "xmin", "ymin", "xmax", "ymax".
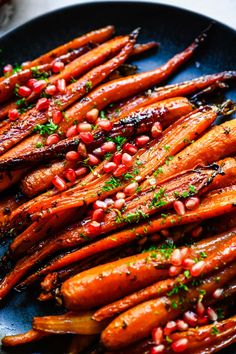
[{"xmin": 0, "ymin": 2, "xmax": 235, "ymax": 353}]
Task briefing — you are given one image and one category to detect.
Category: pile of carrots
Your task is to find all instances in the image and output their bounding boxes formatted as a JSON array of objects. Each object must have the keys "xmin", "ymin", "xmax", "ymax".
[{"xmin": 0, "ymin": 24, "xmax": 236, "ymax": 354}]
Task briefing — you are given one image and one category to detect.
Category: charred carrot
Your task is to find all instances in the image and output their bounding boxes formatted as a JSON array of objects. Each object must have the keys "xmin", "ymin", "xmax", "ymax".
[{"xmin": 1, "ymin": 329, "xmax": 48, "ymax": 347}]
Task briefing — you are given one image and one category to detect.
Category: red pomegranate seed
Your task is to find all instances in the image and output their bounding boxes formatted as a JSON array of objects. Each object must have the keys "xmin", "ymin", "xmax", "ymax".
[
  {"xmin": 45, "ymin": 84, "xmax": 57, "ymax": 96},
  {"xmin": 88, "ymin": 154, "xmax": 99, "ymax": 166},
  {"xmin": 52, "ymin": 110, "xmax": 63, "ymax": 124},
  {"xmin": 93, "ymin": 200, "xmax": 107, "ymax": 210},
  {"xmin": 124, "ymin": 181, "xmax": 138, "ymax": 195},
  {"xmin": 196, "ymin": 301, "xmax": 205, "ymax": 316},
  {"xmin": 87, "ymin": 221, "xmax": 101, "ymax": 233},
  {"xmin": 160, "ymin": 229, "xmax": 170, "ymax": 237},
  {"xmin": 135, "ymin": 135, "xmax": 150, "ymax": 147},
  {"xmin": 8, "ymin": 109, "xmax": 19, "ymax": 121},
  {"xmin": 152, "ymin": 327, "xmax": 163, "ymax": 345},
  {"xmin": 176, "ymin": 320, "xmax": 188, "ymax": 331},
  {"xmin": 3, "ymin": 64, "xmax": 13, "ymax": 74},
  {"xmin": 185, "ymin": 197, "xmax": 200, "ymax": 210},
  {"xmin": 150, "ymin": 345, "xmax": 165, "ymax": 354},
  {"xmin": 92, "ymin": 208, "xmax": 105, "ymax": 222},
  {"xmin": 75, "ymin": 167, "xmax": 87, "ymax": 177},
  {"xmin": 101, "ymin": 141, "xmax": 116, "ymax": 153},
  {"xmin": 46, "ymin": 133, "xmax": 60, "ymax": 146},
  {"xmin": 66, "ymin": 125, "xmax": 78, "ymax": 138},
  {"xmin": 114, "ymin": 198, "xmax": 125, "ymax": 210},
  {"xmin": 36, "ymin": 97, "xmax": 49, "ymax": 111},
  {"xmin": 113, "ymin": 164, "xmax": 127, "ymax": 177},
  {"xmin": 164, "ymin": 321, "xmax": 177, "ymax": 335},
  {"xmin": 64, "ymin": 168, "xmax": 76, "ymax": 182},
  {"xmin": 57, "ymin": 78, "xmax": 66, "ymax": 93},
  {"xmin": 183, "ymin": 311, "xmax": 198, "ymax": 327},
  {"xmin": 135, "ymin": 175, "xmax": 142, "ymax": 182},
  {"xmin": 77, "ymin": 122, "xmax": 92, "ymax": 132},
  {"xmin": 18, "ymin": 85, "xmax": 31, "ymax": 97},
  {"xmin": 213, "ymin": 288, "xmax": 223, "ymax": 299},
  {"xmin": 207, "ymin": 307, "xmax": 218, "ymax": 322},
  {"xmin": 104, "ymin": 198, "xmax": 114, "ymax": 207},
  {"xmin": 173, "ymin": 200, "xmax": 186, "ymax": 216},
  {"xmin": 103, "ymin": 162, "xmax": 117, "ymax": 173},
  {"xmin": 52, "ymin": 175, "xmax": 66, "ymax": 191},
  {"xmin": 97, "ymin": 119, "xmax": 113, "ymax": 131},
  {"xmin": 182, "ymin": 258, "xmax": 195, "ymax": 269},
  {"xmin": 191, "ymin": 225, "xmax": 203, "ymax": 238},
  {"xmin": 27, "ymin": 78, "xmax": 37, "ymax": 88},
  {"xmin": 93, "ymin": 147, "xmax": 104, "ymax": 157},
  {"xmin": 169, "ymin": 266, "xmax": 182, "ymax": 277},
  {"xmin": 86, "ymin": 108, "xmax": 99, "ymax": 123},
  {"xmin": 113, "ymin": 152, "xmax": 122, "ymax": 165},
  {"xmin": 190, "ymin": 260, "xmax": 205, "ymax": 277},
  {"xmin": 180, "ymin": 247, "xmax": 191, "ymax": 261},
  {"xmin": 79, "ymin": 132, "xmax": 94, "ymax": 144},
  {"xmin": 123, "ymin": 143, "xmax": 138, "ymax": 155},
  {"xmin": 151, "ymin": 121, "xmax": 162, "ymax": 139},
  {"xmin": 52, "ymin": 60, "xmax": 65, "ymax": 73},
  {"xmin": 122, "ymin": 153, "xmax": 133, "ymax": 167},
  {"xmin": 198, "ymin": 315, "xmax": 209, "ymax": 325},
  {"xmin": 32, "ymin": 79, "xmax": 47, "ymax": 94},
  {"xmin": 170, "ymin": 249, "xmax": 182, "ymax": 266},
  {"xmin": 78, "ymin": 142, "xmax": 87, "ymax": 157},
  {"xmin": 116, "ymin": 192, "xmax": 126, "ymax": 200},
  {"xmin": 172, "ymin": 338, "xmax": 189, "ymax": 352},
  {"xmin": 66, "ymin": 151, "xmax": 80, "ymax": 161}
]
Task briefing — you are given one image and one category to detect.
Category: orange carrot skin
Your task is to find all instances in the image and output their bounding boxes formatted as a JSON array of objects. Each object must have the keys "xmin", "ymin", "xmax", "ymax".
[
  {"xmin": 101, "ymin": 263, "xmax": 236, "ymax": 350},
  {"xmin": 0, "ymin": 168, "xmax": 27, "ymax": 193},
  {"xmin": 1, "ymin": 329, "xmax": 48, "ymax": 347},
  {"xmin": 0, "ymin": 192, "xmax": 26, "ymax": 229}
]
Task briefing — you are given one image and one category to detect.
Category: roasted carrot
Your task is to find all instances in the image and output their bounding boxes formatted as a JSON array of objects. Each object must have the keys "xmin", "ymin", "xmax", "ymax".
[
  {"xmin": 0, "ymin": 191, "xmax": 26, "ymax": 229},
  {"xmin": 1, "ymin": 329, "xmax": 48, "ymax": 347},
  {"xmin": 0, "ymin": 168, "xmax": 27, "ymax": 193},
  {"xmin": 131, "ymin": 41, "xmax": 159, "ymax": 56}
]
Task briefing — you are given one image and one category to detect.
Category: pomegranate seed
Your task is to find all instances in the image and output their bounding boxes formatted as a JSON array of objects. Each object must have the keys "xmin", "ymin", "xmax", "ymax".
[
  {"xmin": 52, "ymin": 60, "xmax": 65, "ymax": 73},
  {"xmin": 8, "ymin": 109, "xmax": 19, "ymax": 121},
  {"xmin": 164, "ymin": 321, "xmax": 177, "ymax": 335},
  {"xmin": 18, "ymin": 85, "xmax": 31, "ymax": 97},
  {"xmin": 196, "ymin": 301, "xmax": 205, "ymax": 316},
  {"xmin": 213, "ymin": 288, "xmax": 223, "ymax": 299},
  {"xmin": 123, "ymin": 143, "xmax": 138, "ymax": 155},
  {"xmin": 113, "ymin": 152, "xmax": 122, "ymax": 165},
  {"xmin": 52, "ymin": 175, "xmax": 66, "ymax": 191},
  {"xmin": 180, "ymin": 247, "xmax": 191, "ymax": 261},
  {"xmin": 79, "ymin": 132, "xmax": 94, "ymax": 144},
  {"xmin": 160, "ymin": 229, "xmax": 170, "ymax": 237},
  {"xmin": 124, "ymin": 182, "xmax": 139, "ymax": 195},
  {"xmin": 116, "ymin": 192, "xmax": 126, "ymax": 200},
  {"xmin": 88, "ymin": 154, "xmax": 99, "ymax": 166},
  {"xmin": 185, "ymin": 197, "xmax": 200, "ymax": 210},
  {"xmin": 46, "ymin": 133, "xmax": 60, "ymax": 146},
  {"xmin": 64, "ymin": 168, "xmax": 76, "ymax": 182},
  {"xmin": 92, "ymin": 208, "xmax": 105, "ymax": 222},
  {"xmin": 192, "ymin": 226, "xmax": 203, "ymax": 238},
  {"xmin": 122, "ymin": 153, "xmax": 133, "ymax": 167},
  {"xmin": 183, "ymin": 311, "xmax": 198, "ymax": 327},
  {"xmin": 152, "ymin": 327, "xmax": 163, "ymax": 345},
  {"xmin": 169, "ymin": 266, "xmax": 182, "ymax": 277},
  {"xmin": 52, "ymin": 110, "xmax": 63, "ymax": 124},
  {"xmin": 176, "ymin": 320, "xmax": 188, "ymax": 331},
  {"xmin": 198, "ymin": 315, "xmax": 209, "ymax": 325},
  {"xmin": 173, "ymin": 201, "xmax": 186, "ymax": 216},
  {"xmin": 66, "ymin": 151, "xmax": 80, "ymax": 161},
  {"xmin": 207, "ymin": 307, "xmax": 218, "ymax": 322},
  {"xmin": 172, "ymin": 338, "xmax": 189, "ymax": 352},
  {"xmin": 93, "ymin": 147, "xmax": 104, "ymax": 157},
  {"xmin": 135, "ymin": 175, "xmax": 142, "ymax": 182},
  {"xmin": 57, "ymin": 78, "xmax": 66, "ymax": 93},
  {"xmin": 190, "ymin": 260, "xmax": 205, "ymax": 277},
  {"xmin": 171, "ymin": 249, "xmax": 182, "ymax": 266},
  {"xmin": 36, "ymin": 97, "xmax": 49, "ymax": 111},
  {"xmin": 182, "ymin": 258, "xmax": 195, "ymax": 269},
  {"xmin": 66, "ymin": 125, "xmax": 78, "ymax": 138},
  {"xmin": 101, "ymin": 141, "xmax": 116, "ymax": 153},
  {"xmin": 113, "ymin": 164, "xmax": 127, "ymax": 177},
  {"xmin": 93, "ymin": 200, "xmax": 107, "ymax": 210},
  {"xmin": 114, "ymin": 198, "xmax": 125, "ymax": 210},
  {"xmin": 45, "ymin": 84, "xmax": 57, "ymax": 96},
  {"xmin": 151, "ymin": 121, "xmax": 162, "ymax": 139},
  {"xmin": 32, "ymin": 79, "xmax": 47, "ymax": 94},
  {"xmin": 104, "ymin": 198, "xmax": 114, "ymax": 207},
  {"xmin": 3, "ymin": 64, "xmax": 13, "ymax": 74},
  {"xmin": 103, "ymin": 162, "xmax": 117, "ymax": 173},
  {"xmin": 87, "ymin": 221, "xmax": 101, "ymax": 233},
  {"xmin": 77, "ymin": 122, "xmax": 92, "ymax": 132},
  {"xmin": 27, "ymin": 78, "xmax": 37, "ymax": 88},
  {"xmin": 75, "ymin": 167, "xmax": 87, "ymax": 177},
  {"xmin": 150, "ymin": 345, "xmax": 165, "ymax": 354},
  {"xmin": 135, "ymin": 135, "xmax": 150, "ymax": 147},
  {"xmin": 86, "ymin": 108, "xmax": 99, "ymax": 123},
  {"xmin": 97, "ymin": 119, "xmax": 113, "ymax": 131},
  {"xmin": 77, "ymin": 142, "xmax": 87, "ymax": 157}
]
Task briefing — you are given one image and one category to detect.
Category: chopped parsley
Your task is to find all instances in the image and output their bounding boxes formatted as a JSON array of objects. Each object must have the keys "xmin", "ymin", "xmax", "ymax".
[
  {"xmin": 35, "ymin": 142, "xmax": 43, "ymax": 148},
  {"xmin": 106, "ymin": 135, "xmax": 127, "ymax": 151},
  {"xmin": 167, "ymin": 282, "xmax": 189, "ymax": 297},
  {"xmin": 34, "ymin": 121, "xmax": 58, "ymax": 135},
  {"xmin": 122, "ymin": 209, "xmax": 148, "ymax": 224},
  {"xmin": 153, "ymin": 166, "xmax": 163, "ymax": 177},
  {"xmin": 149, "ymin": 188, "xmax": 167, "ymax": 209},
  {"xmin": 85, "ymin": 81, "xmax": 92, "ymax": 92},
  {"xmin": 99, "ymin": 110, "xmax": 107, "ymax": 119},
  {"xmin": 31, "ymin": 66, "xmax": 50, "ymax": 80},
  {"xmin": 211, "ymin": 326, "xmax": 219, "ymax": 335},
  {"xmin": 159, "ymin": 239, "xmax": 176, "ymax": 260},
  {"xmin": 101, "ymin": 176, "xmax": 122, "ymax": 192}
]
